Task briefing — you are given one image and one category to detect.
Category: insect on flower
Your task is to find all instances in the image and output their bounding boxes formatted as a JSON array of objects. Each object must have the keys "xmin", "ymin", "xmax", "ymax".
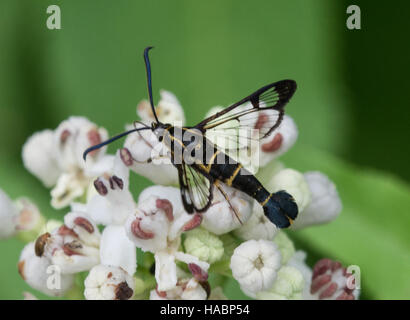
[
  {"xmin": 34, "ymin": 232, "xmax": 51, "ymax": 257},
  {"xmin": 84, "ymin": 47, "xmax": 298, "ymax": 228}
]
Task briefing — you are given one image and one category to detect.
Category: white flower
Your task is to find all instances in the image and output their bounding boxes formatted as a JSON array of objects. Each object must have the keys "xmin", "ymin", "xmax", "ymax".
[
  {"xmin": 40, "ymin": 212, "xmax": 100, "ymax": 274},
  {"xmin": 100, "ymin": 225, "xmax": 136, "ymax": 276},
  {"xmin": 125, "ymin": 186, "xmax": 209, "ymax": 291},
  {"xmin": 0, "ymin": 188, "xmax": 18, "ymax": 238},
  {"xmin": 18, "ymin": 242, "xmax": 74, "ymax": 296},
  {"xmin": 290, "ymin": 171, "xmax": 342, "ymax": 230},
  {"xmin": 22, "ymin": 130, "xmax": 61, "ymax": 187},
  {"xmin": 87, "ymin": 151, "xmax": 135, "ymax": 225},
  {"xmin": 125, "ymin": 195, "xmax": 177, "ymax": 253},
  {"xmin": 266, "ymin": 168, "xmax": 311, "ymax": 213},
  {"xmin": 122, "ymin": 129, "xmax": 179, "ymax": 186},
  {"xmin": 52, "ymin": 117, "xmax": 110, "ymax": 208},
  {"xmin": 125, "ymin": 186, "xmax": 201, "ymax": 253},
  {"xmin": 50, "ymin": 173, "xmax": 88, "ymax": 209},
  {"xmin": 234, "ymin": 205, "xmax": 278, "ymax": 241},
  {"xmin": 137, "ymin": 90, "xmax": 186, "ymax": 125},
  {"xmin": 84, "ymin": 265, "xmax": 135, "ymax": 300},
  {"xmin": 22, "ymin": 116, "xmax": 111, "ymax": 209},
  {"xmin": 150, "ymin": 278, "xmax": 208, "ymax": 300},
  {"xmin": 54, "ymin": 116, "xmax": 108, "ymax": 171},
  {"xmin": 154, "ymin": 251, "xmax": 178, "ymax": 291},
  {"xmin": 230, "ymin": 239, "xmax": 281, "ymax": 297},
  {"xmin": 201, "ymin": 184, "xmax": 254, "ymax": 235}
]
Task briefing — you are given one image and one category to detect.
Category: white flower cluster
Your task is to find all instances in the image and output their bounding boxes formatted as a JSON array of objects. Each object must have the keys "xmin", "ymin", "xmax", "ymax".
[
  {"xmin": 0, "ymin": 89, "xmax": 357, "ymax": 300},
  {"xmin": 22, "ymin": 116, "xmax": 111, "ymax": 209}
]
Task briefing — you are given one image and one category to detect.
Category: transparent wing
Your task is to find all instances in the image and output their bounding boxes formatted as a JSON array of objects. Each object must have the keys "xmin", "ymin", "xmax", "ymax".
[
  {"xmin": 195, "ymin": 80, "xmax": 296, "ymax": 160},
  {"xmin": 195, "ymin": 80, "xmax": 296, "ymax": 139},
  {"xmin": 177, "ymin": 163, "xmax": 214, "ymax": 213}
]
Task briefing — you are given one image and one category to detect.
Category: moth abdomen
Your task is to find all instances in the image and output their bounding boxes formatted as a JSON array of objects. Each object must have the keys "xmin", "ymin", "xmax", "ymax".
[{"xmin": 261, "ymin": 190, "xmax": 298, "ymax": 229}]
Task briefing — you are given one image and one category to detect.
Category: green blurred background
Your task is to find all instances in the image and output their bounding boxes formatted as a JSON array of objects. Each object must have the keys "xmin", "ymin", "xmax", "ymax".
[{"xmin": 0, "ymin": 0, "xmax": 409, "ymax": 299}]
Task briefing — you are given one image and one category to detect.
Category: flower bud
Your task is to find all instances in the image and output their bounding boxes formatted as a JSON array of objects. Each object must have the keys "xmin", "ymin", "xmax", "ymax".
[
  {"xmin": 234, "ymin": 205, "xmax": 278, "ymax": 241},
  {"xmin": 256, "ymin": 266, "xmax": 304, "ymax": 300},
  {"xmin": 290, "ymin": 171, "xmax": 342, "ymax": 230},
  {"xmin": 266, "ymin": 168, "xmax": 311, "ymax": 213},
  {"xmin": 273, "ymin": 231, "xmax": 295, "ymax": 265},
  {"xmin": 137, "ymin": 90, "xmax": 186, "ymax": 125},
  {"xmin": 40, "ymin": 212, "xmax": 101, "ymax": 274},
  {"xmin": 22, "ymin": 130, "xmax": 61, "ymax": 187},
  {"xmin": 15, "ymin": 198, "xmax": 46, "ymax": 243},
  {"xmin": 201, "ymin": 184, "xmax": 253, "ymax": 235},
  {"xmin": 184, "ymin": 228, "xmax": 224, "ymax": 264}
]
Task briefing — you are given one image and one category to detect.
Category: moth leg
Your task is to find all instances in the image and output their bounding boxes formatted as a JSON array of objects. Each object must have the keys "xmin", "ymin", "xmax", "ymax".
[{"xmin": 214, "ymin": 180, "xmax": 243, "ymax": 225}]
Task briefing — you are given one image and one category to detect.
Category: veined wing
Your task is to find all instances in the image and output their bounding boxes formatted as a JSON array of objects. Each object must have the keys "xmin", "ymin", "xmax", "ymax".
[
  {"xmin": 195, "ymin": 80, "xmax": 296, "ymax": 139},
  {"xmin": 195, "ymin": 80, "xmax": 296, "ymax": 163},
  {"xmin": 176, "ymin": 162, "xmax": 214, "ymax": 213}
]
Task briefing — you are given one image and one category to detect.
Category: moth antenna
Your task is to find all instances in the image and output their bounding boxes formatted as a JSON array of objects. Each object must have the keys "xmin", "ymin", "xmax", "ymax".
[
  {"xmin": 143, "ymin": 46, "xmax": 159, "ymax": 124},
  {"xmin": 83, "ymin": 127, "xmax": 150, "ymax": 160}
]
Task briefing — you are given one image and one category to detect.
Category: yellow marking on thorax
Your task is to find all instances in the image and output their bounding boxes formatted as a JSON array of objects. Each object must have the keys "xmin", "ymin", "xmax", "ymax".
[
  {"xmin": 260, "ymin": 193, "xmax": 272, "ymax": 206},
  {"xmin": 225, "ymin": 164, "xmax": 243, "ymax": 187}
]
